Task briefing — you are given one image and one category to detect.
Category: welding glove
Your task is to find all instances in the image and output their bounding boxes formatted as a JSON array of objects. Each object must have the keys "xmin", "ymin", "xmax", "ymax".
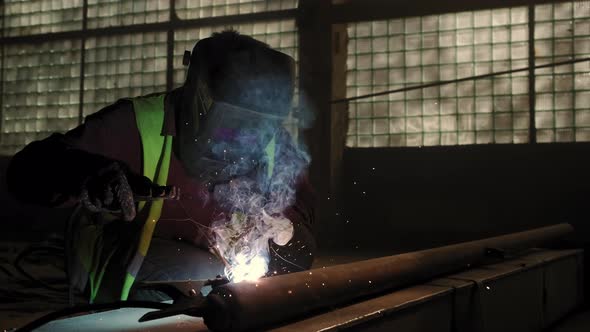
[{"xmin": 79, "ymin": 161, "xmax": 152, "ymax": 221}]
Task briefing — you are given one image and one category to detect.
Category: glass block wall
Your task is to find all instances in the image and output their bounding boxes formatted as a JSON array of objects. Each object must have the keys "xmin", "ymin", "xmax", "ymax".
[
  {"xmin": 86, "ymin": 0, "xmax": 170, "ymax": 29},
  {"xmin": 534, "ymin": 1, "xmax": 590, "ymax": 142},
  {"xmin": 83, "ymin": 32, "xmax": 168, "ymax": 116},
  {"xmin": 0, "ymin": 1, "xmax": 299, "ymax": 155},
  {"xmin": 1, "ymin": 41, "xmax": 81, "ymax": 155},
  {"xmin": 347, "ymin": 1, "xmax": 590, "ymax": 147},
  {"xmin": 3, "ymin": 0, "xmax": 84, "ymax": 36},
  {"xmin": 346, "ymin": 7, "xmax": 531, "ymax": 147},
  {"xmin": 174, "ymin": 20, "xmax": 300, "ymax": 137},
  {"xmin": 176, "ymin": 0, "xmax": 297, "ymax": 20}
]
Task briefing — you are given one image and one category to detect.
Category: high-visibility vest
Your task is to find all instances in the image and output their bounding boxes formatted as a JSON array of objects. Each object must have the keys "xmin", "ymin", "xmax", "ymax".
[
  {"xmin": 77, "ymin": 93, "xmax": 172, "ymax": 303},
  {"xmin": 77, "ymin": 93, "xmax": 277, "ymax": 302},
  {"xmin": 119, "ymin": 93, "xmax": 173, "ymax": 300}
]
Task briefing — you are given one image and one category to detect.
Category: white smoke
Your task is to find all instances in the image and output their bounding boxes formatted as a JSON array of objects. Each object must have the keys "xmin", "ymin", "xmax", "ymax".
[{"xmin": 210, "ymin": 133, "xmax": 310, "ymax": 282}]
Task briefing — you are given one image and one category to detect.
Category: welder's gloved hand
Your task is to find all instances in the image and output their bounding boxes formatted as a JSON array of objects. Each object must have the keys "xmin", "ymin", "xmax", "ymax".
[{"xmin": 80, "ymin": 162, "xmax": 152, "ymax": 221}]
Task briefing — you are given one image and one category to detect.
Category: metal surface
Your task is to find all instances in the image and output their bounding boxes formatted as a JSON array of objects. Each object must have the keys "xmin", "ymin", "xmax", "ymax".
[
  {"xmin": 270, "ymin": 284, "xmax": 453, "ymax": 332},
  {"xmin": 539, "ymin": 252, "xmax": 584, "ymax": 327},
  {"xmin": 267, "ymin": 249, "xmax": 585, "ymax": 332},
  {"xmin": 17, "ymin": 248, "xmax": 581, "ymax": 332},
  {"xmin": 450, "ymin": 262, "xmax": 546, "ymax": 332},
  {"xmin": 202, "ymin": 223, "xmax": 573, "ymax": 331}
]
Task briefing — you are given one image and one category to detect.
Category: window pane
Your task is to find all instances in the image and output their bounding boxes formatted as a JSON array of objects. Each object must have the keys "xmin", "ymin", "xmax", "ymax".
[
  {"xmin": 346, "ymin": 7, "xmax": 529, "ymax": 147},
  {"xmin": 1, "ymin": 41, "xmax": 81, "ymax": 155},
  {"xmin": 4, "ymin": 0, "xmax": 83, "ymax": 36},
  {"xmin": 176, "ymin": 0, "xmax": 298, "ymax": 20},
  {"xmin": 86, "ymin": 0, "xmax": 169, "ymax": 29},
  {"xmin": 535, "ymin": 1, "xmax": 590, "ymax": 142},
  {"xmin": 83, "ymin": 32, "xmax": 168, "ymax": 116}
]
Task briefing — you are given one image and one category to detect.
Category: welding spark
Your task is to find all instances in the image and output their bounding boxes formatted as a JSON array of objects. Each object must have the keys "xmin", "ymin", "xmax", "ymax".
[
  {"xmin": 227, "ymin": 253, "xmax": 267, "ymax": 283},
  {"xmin": 205, "ymin": 118, "xmax": 311, "ymax": 284},
  {"xmin": 212, "ymin": 211, "xmax": 293, "ymax": 282}
]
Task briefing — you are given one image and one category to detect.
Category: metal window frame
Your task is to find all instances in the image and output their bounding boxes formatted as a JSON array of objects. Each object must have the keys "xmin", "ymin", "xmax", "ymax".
[
  {"xmin": 337, "ymin": 0, "xmax": 589, "ymax": 147},
  {"xmin": 331, "ymin": 0, "xmax": 573, "ymax": 24},
  {"xmin": 0, "ymin": 0, "xmax": 299, "ymax": 151},
  {"xmin": 0, "ymin": 0, "xmax": 586, "ymax": 152}
]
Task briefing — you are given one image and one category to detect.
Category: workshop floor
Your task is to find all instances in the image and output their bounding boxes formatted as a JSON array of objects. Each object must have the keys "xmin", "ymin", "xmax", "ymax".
[
  {"xmin": 0, "ymin": 240, "xmax": 80, "ymax": 331},
  {"xmin": 1, "ymin": 239, "xmax": 589, "ymax": 332}
]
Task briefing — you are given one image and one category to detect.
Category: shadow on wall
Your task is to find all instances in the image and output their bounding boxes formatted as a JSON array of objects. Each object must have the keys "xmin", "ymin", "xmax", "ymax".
[
  {"xmin": 0, "ymin": 156, "xmax": 73, "ymax": 241},
  {"xmin": 332, "ymin": 143, "xmax": 590, "ymax": 253}
]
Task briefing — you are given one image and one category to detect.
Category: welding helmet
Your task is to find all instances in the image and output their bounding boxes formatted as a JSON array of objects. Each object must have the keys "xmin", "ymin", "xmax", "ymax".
[{"xmin": 176, "ymin": 31, "xmax": 295, "ymax": 183}]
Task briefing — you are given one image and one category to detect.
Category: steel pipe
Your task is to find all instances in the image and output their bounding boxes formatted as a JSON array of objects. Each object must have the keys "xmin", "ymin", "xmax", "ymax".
[{"xmin": 203, "ymin": 223, "xmax": 573, "ymax": 331}]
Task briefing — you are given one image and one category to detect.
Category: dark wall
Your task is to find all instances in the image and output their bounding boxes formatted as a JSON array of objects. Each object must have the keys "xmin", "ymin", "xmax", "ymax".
[
  {"xmin": 3, "ymin": 141, "xmax": 589, "ymax": 249},
  {"xmin": 0, "ymin": 156, "xmax": 72, "ymax": 241},
  {"xmin": 332, "ymin": 143, "xmax": 590, "ymax": 252}
]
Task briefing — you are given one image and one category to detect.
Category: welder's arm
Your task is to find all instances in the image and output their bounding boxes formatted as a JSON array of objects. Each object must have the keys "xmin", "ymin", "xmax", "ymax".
[
  {"xmin": 6, "ymin": 101, "xmax": 143, "ymax": 209},
  {"xmin": 267, "ymin": 175, "xmax": 317, "ymax": 275}
]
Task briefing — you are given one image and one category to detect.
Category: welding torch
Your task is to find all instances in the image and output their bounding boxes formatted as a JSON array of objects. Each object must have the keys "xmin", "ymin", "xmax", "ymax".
[
  {"xmin": 133, "ymin": 185, "xmax": 180, "ymax": 202},
  {"xmin": 90, "ymin": 184, "xmax": 180, "ymax": 221}
]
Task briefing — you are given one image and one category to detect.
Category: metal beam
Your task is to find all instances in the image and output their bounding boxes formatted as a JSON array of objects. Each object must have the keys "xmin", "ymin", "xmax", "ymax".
[
  {"xmin": 298, "ymin": 0, "xmax": 336, "ymax": 247},
  {"xmin": 0, "ymin": 1, "xmax": 5, "ymax": 141},
  {"xmin": 77, "ymin": 0, "xmax": 88, "ymax": 125},
  {"xmin": 528, "ymin": 5, "xmax": 537, "ymax": 144},
  {"xmin": 204, "ymin": 223, "xmax": 574, "ymax": 332}
]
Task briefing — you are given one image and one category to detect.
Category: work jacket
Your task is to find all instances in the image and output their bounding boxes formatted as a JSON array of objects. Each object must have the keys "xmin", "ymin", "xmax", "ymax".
[{"xmin": 6, "ymin": 88, "xmax": 317, "ymax": 302}]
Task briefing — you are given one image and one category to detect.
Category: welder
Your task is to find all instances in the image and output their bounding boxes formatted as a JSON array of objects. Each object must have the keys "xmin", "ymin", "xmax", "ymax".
[{"xmin": 6, "ymin": 30, "xmax": 316, "ymax": 303}]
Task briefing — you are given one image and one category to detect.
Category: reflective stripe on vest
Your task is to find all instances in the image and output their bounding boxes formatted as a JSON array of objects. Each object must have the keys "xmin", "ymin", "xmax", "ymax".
[
  {"xmin": 118, "ymin": 94, "xmax": 277, "ymax": 300},
  {"xmin": 120, "ymin": 94, "xmax": 172, "ymax": 300}
]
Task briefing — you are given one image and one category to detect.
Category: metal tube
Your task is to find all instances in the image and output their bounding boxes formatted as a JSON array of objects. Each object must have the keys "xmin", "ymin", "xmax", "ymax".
[{"xmin": 204, "ymin": 223, "xmax": 573, "ymax": 331}]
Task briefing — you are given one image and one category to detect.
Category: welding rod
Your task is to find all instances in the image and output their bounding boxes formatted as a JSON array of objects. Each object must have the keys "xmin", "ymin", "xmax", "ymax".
[{"xmin": 203, "ymin": 223, "xmax": 573, "ymax": 332}]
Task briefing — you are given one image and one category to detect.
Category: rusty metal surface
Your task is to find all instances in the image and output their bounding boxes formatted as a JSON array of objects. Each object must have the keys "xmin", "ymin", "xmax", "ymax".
[
  {"xmin": 544, "ymin": 256, "xmax": 582, "ymax": 327},
  {"xmin": 342, "ymin": 294, "xmax": 452, "ymax": 332},
  {"xmin": 271, "ymin": 249, "xmax": 583, "ymax": 332},
  {"xmin": 269, "ymin": 284, "xmax": 452, "ymax": 332},
  {"xmin": 498, "ymin": 248, "xmax": 585, "ymax": 328},
  {"xmin": 428, "ymin": 277, "xmax": 478, "ymax": 332},
  {"xmin": 2, "ymin": 237, "xmax": 581, "ymax": 332},
  {"xmin": 451, "ymin": 265, "xmax": 545, "ymax": 332},
  {"xmin": 442, "ymin": 249, "xmax": 584, "ymax": 332},
  {"xmin": 446, "ymin": 248, "xmax": 585, "ymax": 329},
  {"xmin": 203, "ymin": 224, "xmax": 573, "ymax": 331}
]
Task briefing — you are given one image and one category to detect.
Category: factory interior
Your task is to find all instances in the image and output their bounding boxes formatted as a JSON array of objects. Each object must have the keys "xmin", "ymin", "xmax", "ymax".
[{"xmin": 0, "ymin": 0, "xmax": 589, "ymax": 331}]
